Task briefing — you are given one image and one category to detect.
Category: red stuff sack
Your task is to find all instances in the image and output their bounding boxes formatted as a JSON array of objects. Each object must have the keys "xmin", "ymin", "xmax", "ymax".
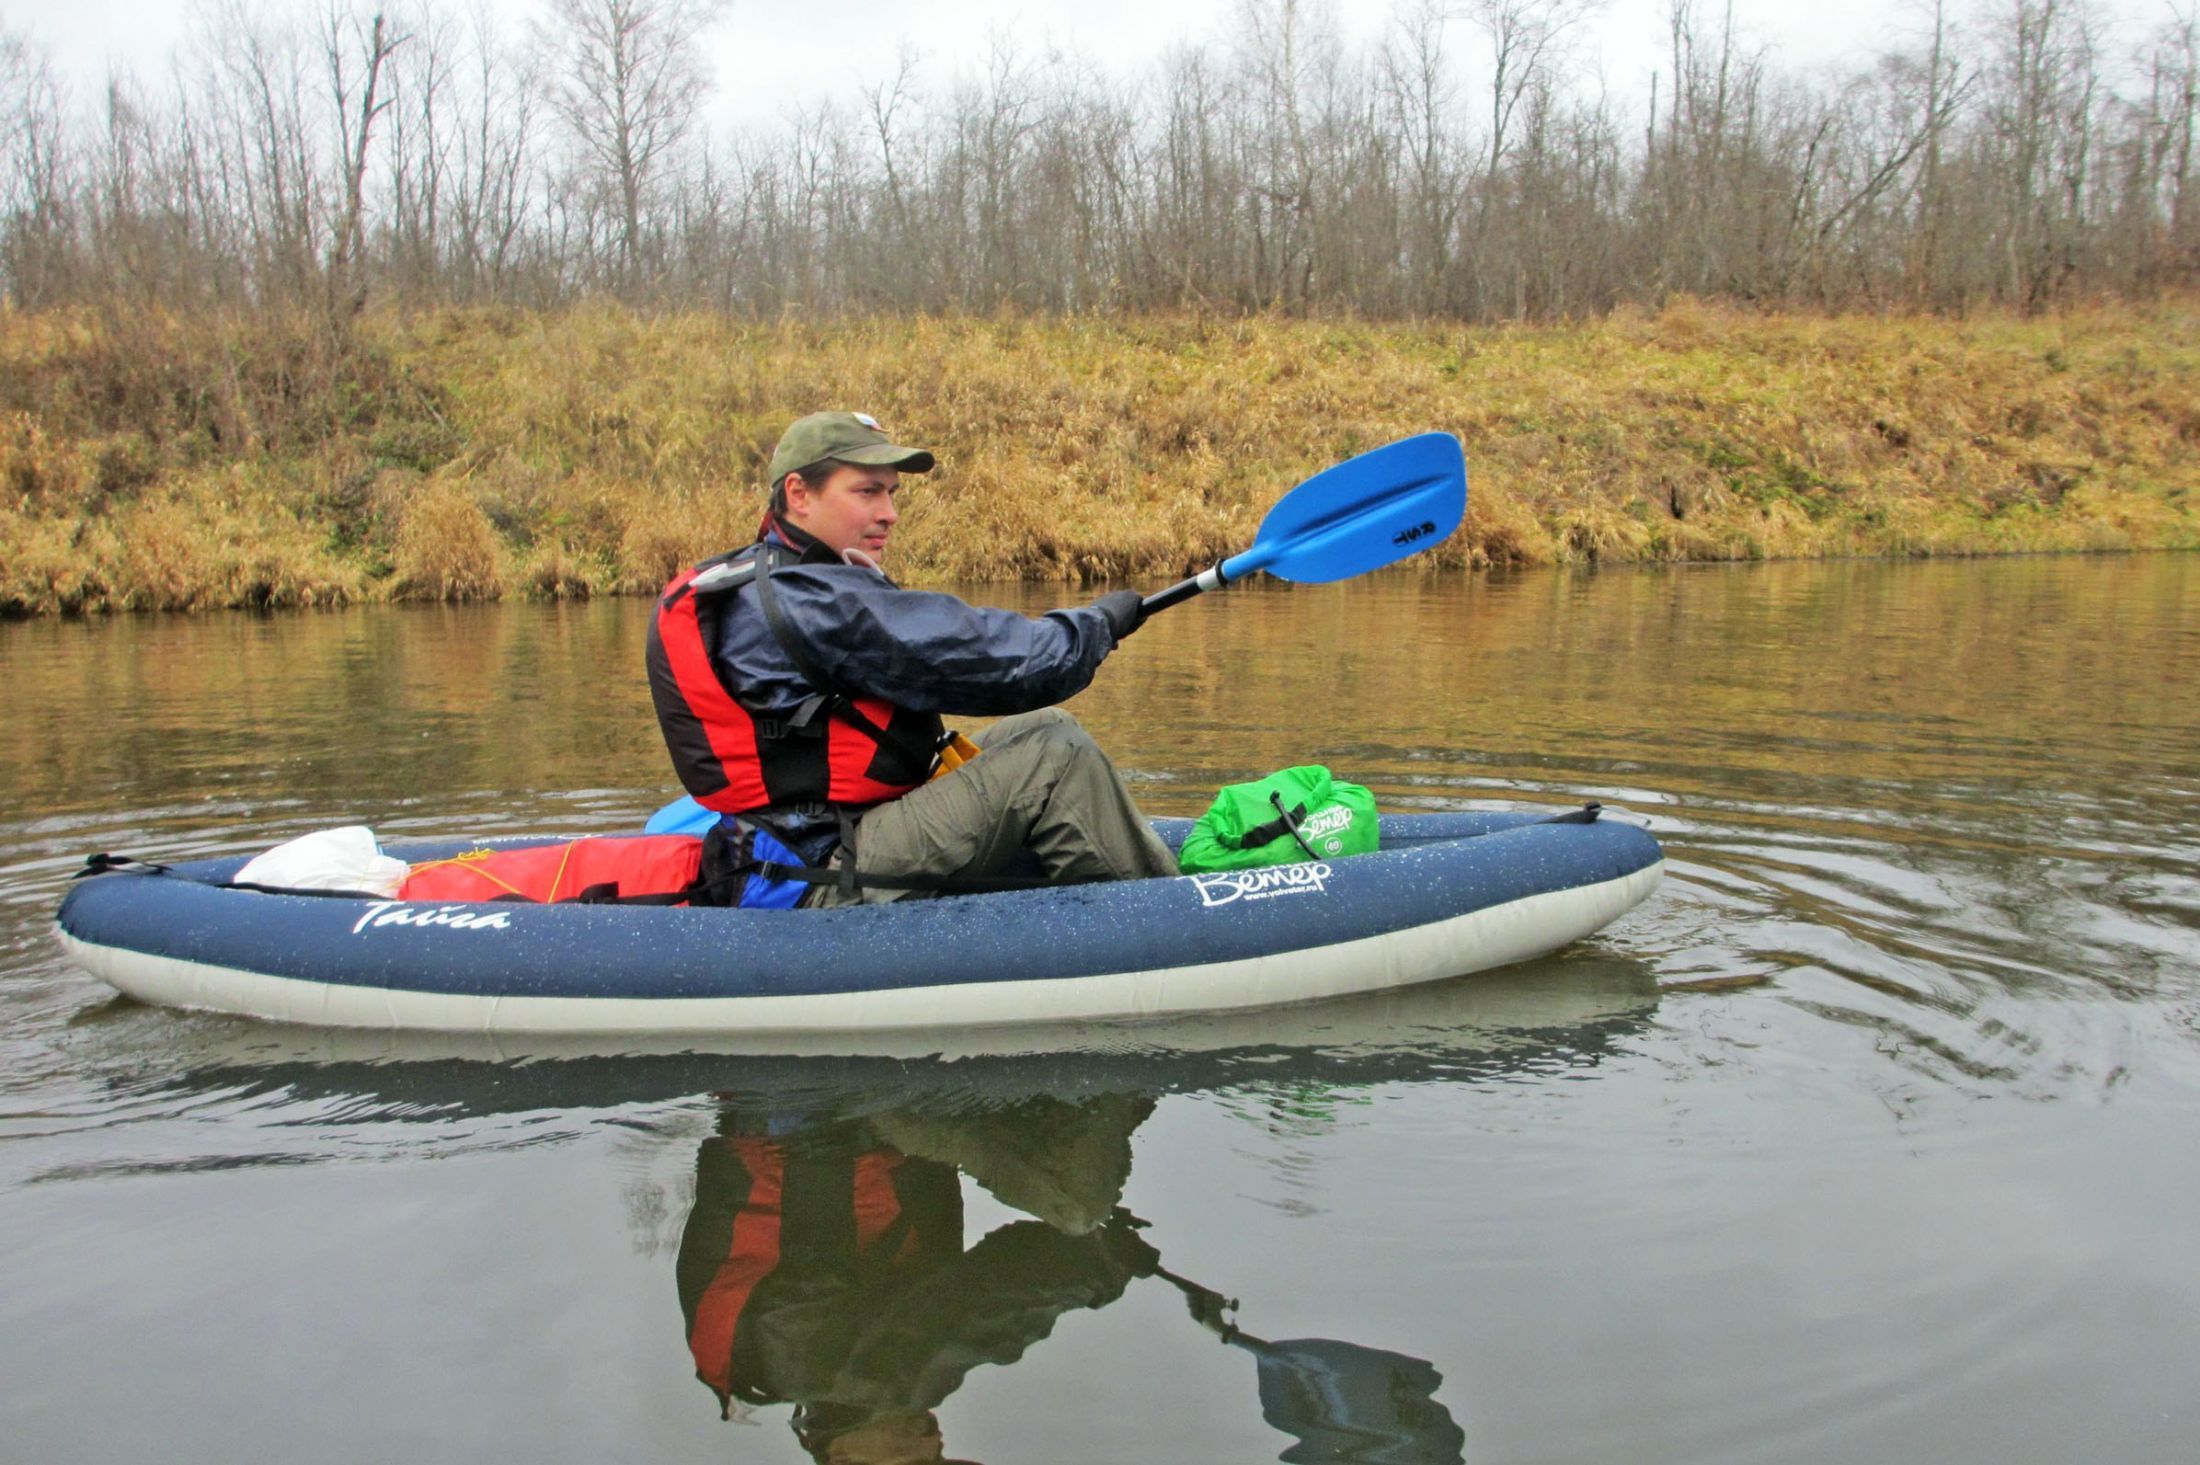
[{"xmin": 399, "ymin": 836, "xmax": 704, "ymax": 905}]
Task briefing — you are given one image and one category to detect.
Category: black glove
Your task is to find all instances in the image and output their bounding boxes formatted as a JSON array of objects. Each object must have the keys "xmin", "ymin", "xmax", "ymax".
[{"xmin": 1092, "ymin": 589, "xmax": 1147, "ymax": 641}]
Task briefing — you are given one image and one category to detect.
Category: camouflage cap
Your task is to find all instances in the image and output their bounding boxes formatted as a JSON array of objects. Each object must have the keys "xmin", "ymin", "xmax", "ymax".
[{"xmin": 766, "ymin": 411, "xmax": 936, "ymax": 486}]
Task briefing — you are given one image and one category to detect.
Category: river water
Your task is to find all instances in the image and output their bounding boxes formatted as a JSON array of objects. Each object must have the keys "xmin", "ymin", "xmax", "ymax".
[{"xmin": 2, "ymin": 556, "xmax": 2196, "ymax": 1464}]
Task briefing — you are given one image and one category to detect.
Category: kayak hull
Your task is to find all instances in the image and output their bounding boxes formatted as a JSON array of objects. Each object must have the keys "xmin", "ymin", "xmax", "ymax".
[{"xmin": 55, "ymin": 812, "xmax": 1663, "ymax": 1035}]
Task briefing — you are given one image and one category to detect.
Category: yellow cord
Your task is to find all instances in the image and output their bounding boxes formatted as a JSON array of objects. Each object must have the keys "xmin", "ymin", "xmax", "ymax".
[
  {"xmin": 544, "ymin": 840, "xmax": 579, "ymax": 902},
  {"xmin": 405, "ymin": 846, "xmax": 536, "ymax": 899}
]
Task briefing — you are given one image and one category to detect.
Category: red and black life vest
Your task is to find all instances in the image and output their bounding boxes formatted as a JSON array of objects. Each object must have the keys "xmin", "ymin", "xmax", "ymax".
[{"xmin": 646, "ymin": 544, "xmax": 945, "ymax": 815}]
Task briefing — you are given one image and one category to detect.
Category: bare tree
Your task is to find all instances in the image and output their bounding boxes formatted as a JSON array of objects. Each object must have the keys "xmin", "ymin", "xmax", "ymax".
[
  {"xmin": 384, "ymin": 1, "xmax": 453, "ymax": 296},
  {"xmin": 540, "ymin": 0, "xmax": 725, "ymax": 294},
  {"xmin": 453, "ymin": 2, "xmax": 543, "ymax": 299},
  {"xmin": 1980, "ymin": 0, "xmax": 2106, "ymax": 308},
  {"xmin": 864, "ymin": 44, "xmax": 923, "ymax": 301},
  {"xmin": 2132, "ymin": 2, "xmax": 2198, "ymax": 283},
  {"xmin": 4, "ymin": 0, "xmax": 2197, "ymax": 321},
  {"xmin": 321, "ymin": 4, "xmax": 407, "ymax": 323},
  {"xmin": 1378, "ymin": 0, "xmax": 1468, "ymax": 311},
  {"xmin": 0, "ymin": 27, "xmax": 73, "ymax": 305},
  {"xmin": 1464, "ymin": 0, "xmax": 1600, "ymax": 181}
]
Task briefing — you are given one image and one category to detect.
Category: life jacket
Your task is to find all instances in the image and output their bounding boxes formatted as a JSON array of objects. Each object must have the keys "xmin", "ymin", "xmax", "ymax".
[
  {"xmin": 393, "ymin": 825, "xmax": 819, "ymax": 911},
  {"xmin": 400, "ymin": 835, "xmax": 704, "ymax": 904},
  {"xmin": 646, "ymin": 541, "xmax": 945, "ymax": 817}
]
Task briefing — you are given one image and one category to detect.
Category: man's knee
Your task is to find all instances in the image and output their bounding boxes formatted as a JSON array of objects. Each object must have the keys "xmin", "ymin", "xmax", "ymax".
[{"xmin": 977, "ymin": 706, "xmax": 1092, "ymax": 753}]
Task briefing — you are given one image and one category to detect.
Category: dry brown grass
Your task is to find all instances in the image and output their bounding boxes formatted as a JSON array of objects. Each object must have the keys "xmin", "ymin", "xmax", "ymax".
[
  {"xmin": 3, "ymin": 298, "xmax": 2195, "ymax": 613},
  {"xmin": 390, "ymin": 480, "xmax": 507, "ymax": 601}
]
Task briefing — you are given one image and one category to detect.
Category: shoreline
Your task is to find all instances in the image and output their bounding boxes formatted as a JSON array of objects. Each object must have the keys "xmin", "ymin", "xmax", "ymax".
[{"xmin": 4, "ymin": 301, "xmax": 2195, "ymax": 615}]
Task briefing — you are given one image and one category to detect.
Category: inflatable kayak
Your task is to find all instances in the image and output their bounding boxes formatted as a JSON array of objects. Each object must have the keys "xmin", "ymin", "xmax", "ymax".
[{"xmin": 55, "ymin": 810, "xmax": 1662, "ymax": 1036}]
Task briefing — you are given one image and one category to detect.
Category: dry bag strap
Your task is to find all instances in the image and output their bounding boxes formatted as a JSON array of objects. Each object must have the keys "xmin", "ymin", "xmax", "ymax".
[{"xmin": 1226, "ymin": 793, "xmax": 1323, "ymax": 861}]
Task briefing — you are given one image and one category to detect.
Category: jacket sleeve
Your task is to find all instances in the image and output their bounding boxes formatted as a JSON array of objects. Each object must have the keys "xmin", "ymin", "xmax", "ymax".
[{"xmin": 766, "ymin": 566, "xmax": 1121, "ymax": 716}]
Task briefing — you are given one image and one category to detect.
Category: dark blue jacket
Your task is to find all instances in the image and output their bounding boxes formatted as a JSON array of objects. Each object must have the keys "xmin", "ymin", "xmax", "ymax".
[
  {"xmin": 709, "ymin": 529, "xmax": 1123, "ymax": 723},
  {"xmin": 706, "ymin": 525, "xmax": 1125, "ymax": 856}
]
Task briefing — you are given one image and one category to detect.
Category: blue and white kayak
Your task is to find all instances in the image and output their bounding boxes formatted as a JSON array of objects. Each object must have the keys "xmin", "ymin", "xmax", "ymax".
[{"xmin": 55, "ymin": 811, "xmax": 1662, "ymax": 1036}]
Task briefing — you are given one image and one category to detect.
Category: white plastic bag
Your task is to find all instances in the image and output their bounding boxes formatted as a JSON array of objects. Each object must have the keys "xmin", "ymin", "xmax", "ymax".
[{"xmin": 233, "ymin": 826, "xmax": 408, "ymax": 898}]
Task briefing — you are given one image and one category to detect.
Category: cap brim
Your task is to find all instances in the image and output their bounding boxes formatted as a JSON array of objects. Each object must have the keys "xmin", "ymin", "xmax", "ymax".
[{"xmin": 836, "ymin": 443, "xmax": 936, "ymax": 473}]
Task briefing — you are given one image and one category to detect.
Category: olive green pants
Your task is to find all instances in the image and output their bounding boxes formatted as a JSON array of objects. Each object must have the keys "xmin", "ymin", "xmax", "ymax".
[{"xmin": 817, "ymin": 708, "xmax": 1179, "ymax": 905}]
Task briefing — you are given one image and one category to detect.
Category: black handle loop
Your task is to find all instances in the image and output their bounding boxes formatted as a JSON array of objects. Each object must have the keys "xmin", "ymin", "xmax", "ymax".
[
  {"xmin": 1225, "ymin": 794, "xmax": 1323, "ymax": 860},
  {"xmin": 73, "ymin": 852, "xmax": 171, "ymax": 879}
]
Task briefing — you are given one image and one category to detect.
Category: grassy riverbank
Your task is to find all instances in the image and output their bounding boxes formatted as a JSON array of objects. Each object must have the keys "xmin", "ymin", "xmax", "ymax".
[{"xmin": 3, "ymin": 301, "xmax": 2195, "ymax": 613}]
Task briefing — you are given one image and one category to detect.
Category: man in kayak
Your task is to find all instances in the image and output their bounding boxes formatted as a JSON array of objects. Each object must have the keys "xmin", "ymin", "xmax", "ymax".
[{"xmin": 647, "ymin": 410, "xmax": 1179, "ymax": 905}]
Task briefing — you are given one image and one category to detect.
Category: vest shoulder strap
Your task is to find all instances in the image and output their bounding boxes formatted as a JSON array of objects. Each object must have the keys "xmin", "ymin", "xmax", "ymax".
[
  {"xmin": 749, "ymin": 546, "xmax": 943, "ymax": 774},
  {"xmin": 750, "ymin": 544, "xmax": 843, "ymax": 698}
]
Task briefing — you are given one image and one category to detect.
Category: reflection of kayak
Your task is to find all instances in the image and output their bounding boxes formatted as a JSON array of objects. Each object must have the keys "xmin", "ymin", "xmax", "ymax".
[
  {"xmin": 103, "ymin": 958, "xmax": 1663, "ymax": 1123},
  {"xmin": 55, "ymin": 811, "xmax": 1662, "ymax": 1036}
]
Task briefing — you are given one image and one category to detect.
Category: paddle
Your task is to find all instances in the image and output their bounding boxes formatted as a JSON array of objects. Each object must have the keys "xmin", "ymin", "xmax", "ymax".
[
  {"xmin": 1139, "ymin": 431, "xmax": 1468, "ymax": 614},
  {"xmin": 1152, "ymin": 1263, "xmax": 1467, "ymax": 1464},
  {"xmin": 643, "ymin": 434, "xmax": 1468, "ymax": 836}
]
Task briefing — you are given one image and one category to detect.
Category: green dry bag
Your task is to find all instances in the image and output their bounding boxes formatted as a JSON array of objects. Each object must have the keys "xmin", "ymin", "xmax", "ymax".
[{"xmin": 1177, "ymin": 765, "xmax": 1379, "ymax": 874}]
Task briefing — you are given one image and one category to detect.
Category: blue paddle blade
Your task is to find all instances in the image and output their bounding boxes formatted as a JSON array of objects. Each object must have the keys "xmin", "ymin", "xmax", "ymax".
[
  {"xmin": 1241, "ymin": 1335, "xmax": 1466, "ymax": 1464},
  {"xmin": 1221, "ymin": 433, "xmax": 1466, "ymax": 585}
]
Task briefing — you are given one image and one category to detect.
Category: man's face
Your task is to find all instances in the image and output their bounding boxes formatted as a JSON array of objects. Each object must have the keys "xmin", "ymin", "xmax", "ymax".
[{"xmin": 784, "ymin": 463, "xmax": 902, "ymax": 561}]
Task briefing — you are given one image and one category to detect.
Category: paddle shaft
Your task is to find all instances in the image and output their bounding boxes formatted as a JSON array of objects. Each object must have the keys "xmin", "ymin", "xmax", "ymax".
[{"xmin": 1141, "ymin": 566, "xmax": 1226, "ymax": 616}]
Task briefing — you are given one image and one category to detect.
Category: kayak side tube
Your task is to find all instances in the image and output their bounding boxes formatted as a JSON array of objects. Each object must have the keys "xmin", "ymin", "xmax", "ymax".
[{"xmin": 55, "ymin": 812, "xmax": 1664, "ymax": 1035}]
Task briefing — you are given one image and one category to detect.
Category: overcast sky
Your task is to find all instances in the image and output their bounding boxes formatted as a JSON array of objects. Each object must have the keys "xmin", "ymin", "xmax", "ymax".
[{"xmin": 6, "ymin": 0, "xmax": 2183, "ymax": 132}]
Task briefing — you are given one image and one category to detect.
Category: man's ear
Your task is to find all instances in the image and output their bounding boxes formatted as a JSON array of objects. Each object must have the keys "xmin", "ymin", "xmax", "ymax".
[{"xmin": 780, "ymin": 474, "xmax": 809, "ymax": 518}]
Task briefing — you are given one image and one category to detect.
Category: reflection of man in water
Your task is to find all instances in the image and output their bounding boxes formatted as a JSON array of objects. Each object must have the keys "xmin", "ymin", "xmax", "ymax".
[
  {"xmin": 676, "ymin": 1093, "xmax": 1466, "ymax": 1465},
  {"xmin": 675, "ymin": 1103, "xmax": 1159, "ymax": 1465}
]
